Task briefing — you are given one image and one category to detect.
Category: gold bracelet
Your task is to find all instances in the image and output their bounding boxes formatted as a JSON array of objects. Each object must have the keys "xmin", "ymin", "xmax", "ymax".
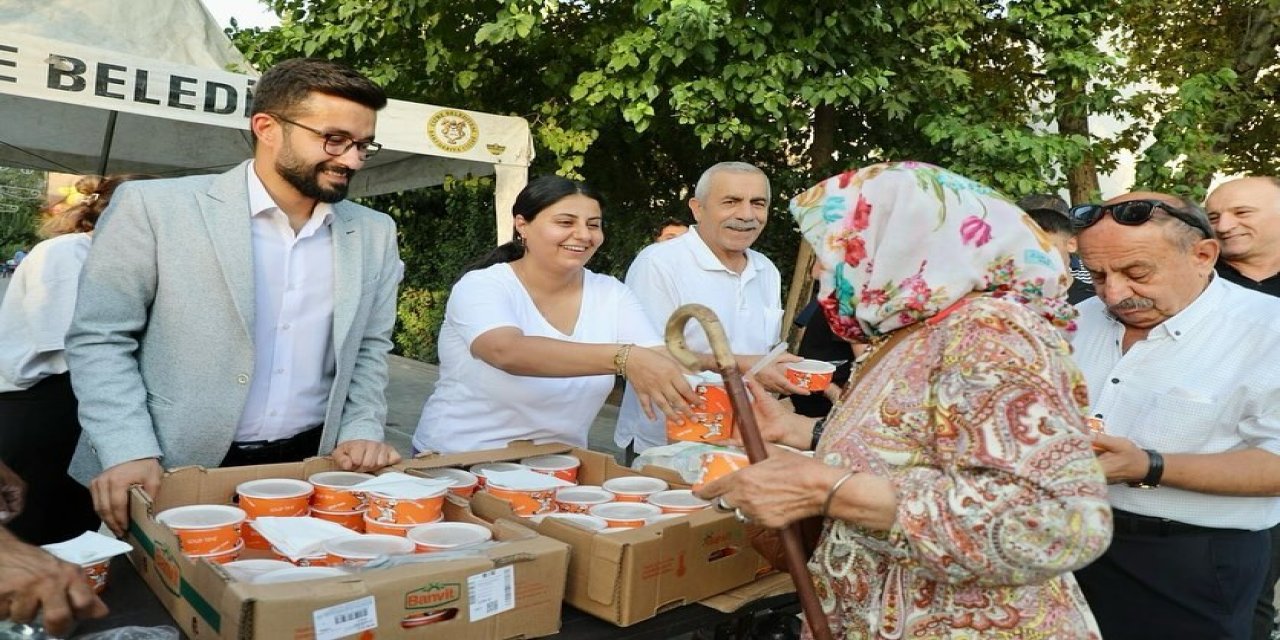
[
  {"xmin": 613, "ymin": 344, "xmax": 634, "ymax": 378},
  {"xmin": 821, "ymin": 470, "xmax": 858, "ymax": 517}
]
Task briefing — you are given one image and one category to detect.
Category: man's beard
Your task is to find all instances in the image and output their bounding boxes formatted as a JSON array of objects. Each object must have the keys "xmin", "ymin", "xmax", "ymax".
[{"xmin": 277, "ymin": 155, "xmax": 352, "ymax": 203}]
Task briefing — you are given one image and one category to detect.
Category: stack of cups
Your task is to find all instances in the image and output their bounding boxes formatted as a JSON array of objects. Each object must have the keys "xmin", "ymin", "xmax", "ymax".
[
  {"xmin": 155, "ymin": 504, "xmax": 248, "ymax": 563},
  {"xmin": 236, "ymin": 479, "xmax": 314, "ymax": 550},
  {"xmin": 308, "ymin": 471, "xmax": 374, "ymax": 533}
]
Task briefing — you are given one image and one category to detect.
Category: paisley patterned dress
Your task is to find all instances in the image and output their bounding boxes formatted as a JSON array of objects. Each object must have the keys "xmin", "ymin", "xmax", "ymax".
[{"xmin": 806, "ymin": 296, "xmax": 1112, "ymax": 639}]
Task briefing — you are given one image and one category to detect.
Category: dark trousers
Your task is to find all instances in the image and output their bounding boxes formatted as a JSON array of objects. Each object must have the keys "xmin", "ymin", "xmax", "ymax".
[
  {"xmin": 219, "ymin": 425, "xmax": 323, "ymax": 468},
  {"xmin": 0, "ymin": 373, "xmax": 99, "ymax": 544},
  {"xmin": 1076, "ymin": 510, "xmax": 1269, "ymax": 640},
  {"xmin": 1252, "ymin": 523, "xmax": 1280, "ymax": 640}
]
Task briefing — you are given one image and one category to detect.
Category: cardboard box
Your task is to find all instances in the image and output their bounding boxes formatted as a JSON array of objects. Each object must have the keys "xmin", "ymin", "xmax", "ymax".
[
  {"xmin": 401, "ymin": 442, "xmax": 768, "ymax": 626},
  {"xmin": 125, "ymin": 457, "xmax": 570, "ymax": 639}
]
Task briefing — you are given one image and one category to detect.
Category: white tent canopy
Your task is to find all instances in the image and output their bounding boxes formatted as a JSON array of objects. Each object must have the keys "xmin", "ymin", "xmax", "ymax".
[{"xmin": 0, "ymin": 0, "xmax": 531, "ymax": 241}]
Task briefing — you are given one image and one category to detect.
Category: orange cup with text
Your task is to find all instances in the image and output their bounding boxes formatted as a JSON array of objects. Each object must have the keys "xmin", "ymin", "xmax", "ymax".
[
  {"xmin": 367, "ymin": 488, "xmax": 447, "ymax": 525},
  {"xmin": 155, "ymin": 505, "xmax": 246, "ymax": 555},
  {"xmin": 308, "ymin": 471, "xmax": 373, "ymax": 512},
  {"xmin": 363, "ymin": 512, "xmax": 442, "ymax": 537},
  {"xmin": 521, "ymin": 454, "xmax": 582, "ymax": 484},
  {"xmin": 82, "ymin": 560, "xmax": 110, "ymax": 595},
  {"xmin": 667, "ymin": 373, "xmax": 734, "ymax": 443},
  {"xmin": 785, "ymin": 360, "xmax": 837, "ymax": 392},
  {"xmin": 485, "ymin": 483, "xmax": 559, "ymax": 517}
]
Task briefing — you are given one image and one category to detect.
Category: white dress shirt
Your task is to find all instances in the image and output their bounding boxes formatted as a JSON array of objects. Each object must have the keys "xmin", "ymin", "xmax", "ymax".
[
  {"xmin": 1072, "ymin": 275, "xmax": 1280, "ymax": 530},
  {"xmin": 0, "ymin": 232, "xmax": 90, "ymax": 392},
  {"xmin": 615, "ymin": 227, "xmax": 783, "ymax": 451},
  {"xmin": 235, "ymin": 162, "xmax": 336, "ymax": 442},
  {"xmin": 412, "ymin": 264, "xmax": 662, "ymax": 453}
]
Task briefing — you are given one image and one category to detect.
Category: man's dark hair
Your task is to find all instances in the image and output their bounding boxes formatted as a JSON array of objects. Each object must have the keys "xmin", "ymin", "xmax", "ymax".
[
  {"xmin": 1017, "ymin": 194, "xmax": 1073, "ymax": 236},
  {"xmin": 251, "ymin": 58, "xmax": 388, "ymax": 121},
  {"xmin": 655, "ymin": 217, "xmax": 688, "ymax": 236}
]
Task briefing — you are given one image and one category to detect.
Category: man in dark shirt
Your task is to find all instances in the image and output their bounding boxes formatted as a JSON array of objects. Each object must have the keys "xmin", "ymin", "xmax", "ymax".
[
  {"xmin": 1016, "ymin": 194, "xmax": 1095, "ymax": 304},
  {"xmin": 1206, "ymin": 176, "xmax": 1280, "ymax": 640}
]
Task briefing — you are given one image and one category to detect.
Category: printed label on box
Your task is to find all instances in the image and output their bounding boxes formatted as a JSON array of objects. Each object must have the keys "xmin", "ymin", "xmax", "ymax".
[
  {"xmin": 313, "ymin": 595, "xmax": 377, "ymax": 640},
  {"xmin": 467, "ymin": 565, "xmax": 515, "ymax": 621}
]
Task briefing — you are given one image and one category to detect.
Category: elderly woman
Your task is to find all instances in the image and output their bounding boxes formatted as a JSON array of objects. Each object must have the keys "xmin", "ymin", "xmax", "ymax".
[{"xmin": 697, "ymin": 162, "xmax": 1112, "ymax": 638}]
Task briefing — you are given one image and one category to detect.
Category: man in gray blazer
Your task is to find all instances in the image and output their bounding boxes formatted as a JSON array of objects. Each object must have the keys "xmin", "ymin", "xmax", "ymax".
[{"xmin": 66, "ymin": 59, "xmax": 403, "ymax": 535}]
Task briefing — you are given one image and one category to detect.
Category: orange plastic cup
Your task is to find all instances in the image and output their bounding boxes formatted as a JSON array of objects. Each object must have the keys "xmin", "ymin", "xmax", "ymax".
[
  {"xmin": 601, "ymin": 476, "xmax": 668, "ymax": 503},
  {"xmin": 554, "ymin": 486, "xmax": 613, "ymax": 514},
  {"xmin": 364, "ymin": 512, "xmax": 442, "ymax": 536},
  {"xmin": 646, "ymin": 489, "xmax": 712, "ymax": 514},
  {"xmin": 417, "ymin": 468, "xmax": 480, "ymax": 498},
  {"xmin": 667, "ymin": 374, "xmax": 734, "ymax": 443},
  {"xmin": 589, "ymin": 503, "xmax": 661, "ymax": 529},
  {"xmin": 1087, "ymin": 416, "xmax": 1106, "ymax": 452},
  {"xmin": 367, "ymin": 488, "xmax": 447, "ymax": 525},
  {"xmin": 407, "ymin": 522, "xmax": 493, "ymax": 552},
  {"xmin": 485, "ymin": 482, "xmax": 559, "ymax": 516},
  {"xmin": 308, "ymin": 471, "xmax": 373, "ymax": 512},
  {"xmin": 520, "ymin": 455, "xmax": 581, "ymax": 484},
  {"xmin": 785, "ymin": 360, "xmax": 837, "ymax": 391},
  {"xmin": 82, "ymin": 559, "xmax": 110, "ymax": 594},
  {"xmin": 190, "ymin": 541, "xmax": 244, "ymax": 565},
  {"xmin": 155, "ymin": 504, "xmax": 246, "ymax": 555},
  {"xmin": 323, "ymin": 535, "xmax": 415, "ymax": 568},
  {"xmin": 468, "ymin": 462, "xmax": 530, "ymax": 489},
  {"xmin": 311, "ymin": 507, "xmax": 367, "ymax": 532},
  {"xmin": 237, "ymin": 479, "xmax": 314, "ymax": 517},
  {"xmin": 695, "ymin": 450, "xmax": 750, "ymax": 490}
]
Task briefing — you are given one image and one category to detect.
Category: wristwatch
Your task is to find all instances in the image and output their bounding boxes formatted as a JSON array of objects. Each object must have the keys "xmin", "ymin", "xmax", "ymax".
[{"xmin": 1127, "ymin": 449, "xmax": 1163, "ymax": 489}]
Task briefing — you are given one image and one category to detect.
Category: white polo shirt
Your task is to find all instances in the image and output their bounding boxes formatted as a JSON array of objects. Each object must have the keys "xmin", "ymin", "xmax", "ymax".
[
  {"xmin": 1072, "ymin": 275, "xmax": 1280, "ymax": 530},
  {"xmin": 0, "ymin": 232, "xmax": 90, "ymax": 392},
  {"xmin": 615, "ymin": 227, "xmax": 782, "ymax": 451}
]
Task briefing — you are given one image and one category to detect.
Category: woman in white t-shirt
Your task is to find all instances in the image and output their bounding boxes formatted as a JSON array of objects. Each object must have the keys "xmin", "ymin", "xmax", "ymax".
[
  {"xmin": 0, "ymin": 175, "xmax": 149, "ymax": 544},
  {"xmin": 412, "ymin": 176, "xmax": 696, "ymax": 454}
]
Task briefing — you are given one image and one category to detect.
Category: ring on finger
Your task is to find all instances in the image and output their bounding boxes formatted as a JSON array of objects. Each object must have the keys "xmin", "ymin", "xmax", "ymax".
[
  {"xmin": 715, "ymin": 497, "xmax": 733, "ymax": 512},
  {"xmin": 734, "ymin": 507, "xmax": 750, "ymax": 523}
]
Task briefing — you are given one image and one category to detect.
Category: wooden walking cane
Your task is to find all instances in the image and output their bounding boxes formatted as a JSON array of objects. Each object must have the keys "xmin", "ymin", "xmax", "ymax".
[{"xmin": 665, "ymin": 304, "xmax": 835, "ymax": 640}]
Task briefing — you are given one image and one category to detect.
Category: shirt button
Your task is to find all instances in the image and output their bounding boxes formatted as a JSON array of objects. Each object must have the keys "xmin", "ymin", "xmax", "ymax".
[
  {"xmin": 269, "ymin": 410, "xmax": 278, "ymax": 417},
  {"xmin": 1110, "ymin": 378, "xmax": 1120, "ymax": 384},
  {"xmin": 275, "ymin": 368, "xmax": 285, "ymax": 374},
  {"xmin": 1094, "ymin": 413, "xmax": 1103, "ymax": 419},
  {"xmin": 281, "ymin": 323, "xmax": 291, "ymax": 330},
  {"xmin": 236, "ymin": 374, "xmax": 249, "ymax": 384}
]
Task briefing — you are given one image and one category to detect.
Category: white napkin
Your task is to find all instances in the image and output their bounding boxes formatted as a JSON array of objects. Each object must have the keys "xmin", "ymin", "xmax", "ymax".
[
  {"xmin": 249, "ymin": 517, "xmax": 360, "ymax": 560},
  {"xmin": 348, "ymin": 472, "xmax": 453, "ymax": 499},
  {"xmin": 42, "ymin": 531, "xmax": 133, "ymax": 565},
  {"xmin": 482, "ymin": 468, "xmax": 575, "ymax": 490}
]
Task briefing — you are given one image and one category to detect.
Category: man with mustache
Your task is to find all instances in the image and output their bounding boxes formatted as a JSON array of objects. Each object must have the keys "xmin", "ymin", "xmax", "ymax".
[
  {"xmin": 1205, "ymin": 177, "xmax": 1280, "ymax": 640},
  {"xmin": 615, "ymin": 162, "xmax": 801, "ymax": 459},
  {"xmin": 1069, "ymin": 191, "xmax": 1280, "ymax": 639},
  {"xmin": 65, "ymin": 59, "xmax": 403, "ymax": 536}
]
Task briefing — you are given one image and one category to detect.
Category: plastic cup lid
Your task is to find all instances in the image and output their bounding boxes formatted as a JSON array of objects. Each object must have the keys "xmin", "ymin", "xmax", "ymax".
[
  {"xmin": 236, "ymin": 478, "xmax": 314, "ymax": 499},
  {"xmin": 788, "ymin": 359, "xmax": 836, "ymax": 373},
  {"xmin": 308, "ymin": 471, "xmax": 374, "ymax": 488},
  {"xmin": 602, "ymin": 476, "xmax": 668, "ymax": 494},
  {"xmin": 407, "ymin": 522, "xmax": 493, "ymax": 548},
  {"xmin": 323, "ymin": 534, "xmax": 415, "ymax": 558},
  {"xmin": 520, "ymin": 454, "xmax": 580, "ymax": 470},
  {"xmin": 469, "ymin": 462, "xmax": 529, "ymax": 477},
  {"xmin": 418, "ymin": 468, "xmax": 479, "ymax": 487},
  {"xmin": 647, "ymin": 490, "xmax": 710, "ymax": 509},
  {"xmin": 156, "ymin": 504, "xmax": 246, "ymax": 529},
  {"xmin": 590, "ymin": 502, "xmax": 662, "ymax": 520},
  {"xmin": 555, "ymin": 486, "xmax": 613, "ymax": 502}
]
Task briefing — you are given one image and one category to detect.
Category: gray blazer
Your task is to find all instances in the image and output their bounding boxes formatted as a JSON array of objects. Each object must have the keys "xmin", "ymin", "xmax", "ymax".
[{"xmin": 66, "ymin": 161, "xmax": 401, "ymax": 481}]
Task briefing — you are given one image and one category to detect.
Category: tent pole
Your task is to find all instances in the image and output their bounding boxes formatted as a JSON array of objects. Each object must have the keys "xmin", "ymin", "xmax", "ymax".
[{"xmin": 96, "ymin": 111, "xmax": 118, "ymax": 176}]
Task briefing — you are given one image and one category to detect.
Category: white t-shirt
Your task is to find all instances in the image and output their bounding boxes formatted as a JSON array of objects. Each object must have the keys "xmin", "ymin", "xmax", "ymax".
[
  {"xmin": 412, "ymin": 263, "xmax": 661, "ymax": 454},
  {"xmin": 0, "ymin": 233, "xmax": 91, "ymax": 392},
  {"xmin": 1072, "ymin": 275, "xmax": 1280, "ymax": 530},
  {"xmin": 615, "ymin": 227, "xmax": 783, "ymax": 451}
]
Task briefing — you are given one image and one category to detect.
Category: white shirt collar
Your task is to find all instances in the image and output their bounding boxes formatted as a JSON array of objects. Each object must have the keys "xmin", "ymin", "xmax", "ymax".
[
  {"xmin": 683, "ymin": 225, "xmax": 761, "ymax": 277},
  {"xmin": 245, "ymin": 161, "xmax": 335, "ymax": 226},
  {"xmin": 1105, "ymin": 272, "xmax": 1224, "ymax": 341}
]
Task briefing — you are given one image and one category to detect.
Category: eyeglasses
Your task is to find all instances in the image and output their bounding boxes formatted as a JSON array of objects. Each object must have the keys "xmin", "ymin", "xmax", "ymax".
[
  {"xmin": 1069, "ymin": 199, "xmax": 1213, "ymax": 239},
  {"xmin": 268, "ymin": 113, "xmax": 382, "ymax": 160}
]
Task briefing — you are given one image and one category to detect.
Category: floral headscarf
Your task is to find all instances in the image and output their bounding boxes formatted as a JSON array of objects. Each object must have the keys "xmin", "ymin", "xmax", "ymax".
[{"xmin": 789, "ymin": 161, "xmax": 1076, "ymax": 344}]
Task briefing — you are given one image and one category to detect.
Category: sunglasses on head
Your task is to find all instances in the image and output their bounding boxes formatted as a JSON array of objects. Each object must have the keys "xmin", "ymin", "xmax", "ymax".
[{"xmin": 1069, "ymin": 199, "xmax": 1213, "ymax": 239}]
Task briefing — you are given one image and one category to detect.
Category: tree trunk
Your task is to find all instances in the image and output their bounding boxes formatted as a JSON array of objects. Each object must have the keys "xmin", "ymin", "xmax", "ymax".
[
  {"xmin": 1055, "ymin": 80, "xmax": 1100, "ymax": 205},
  {"xmin": 783, "ymin": 104, "xmax": 837, "ymax": 349}
]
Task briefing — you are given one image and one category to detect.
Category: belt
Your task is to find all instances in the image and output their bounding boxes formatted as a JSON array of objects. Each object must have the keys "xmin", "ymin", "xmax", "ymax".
[
  {"xmin": 232, "ymin": 425, "xmax": 322, "ymax": 452},
  {"xmin": 1111, "ymin": 509, "xmax": 1248, "ymax": 537}
]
